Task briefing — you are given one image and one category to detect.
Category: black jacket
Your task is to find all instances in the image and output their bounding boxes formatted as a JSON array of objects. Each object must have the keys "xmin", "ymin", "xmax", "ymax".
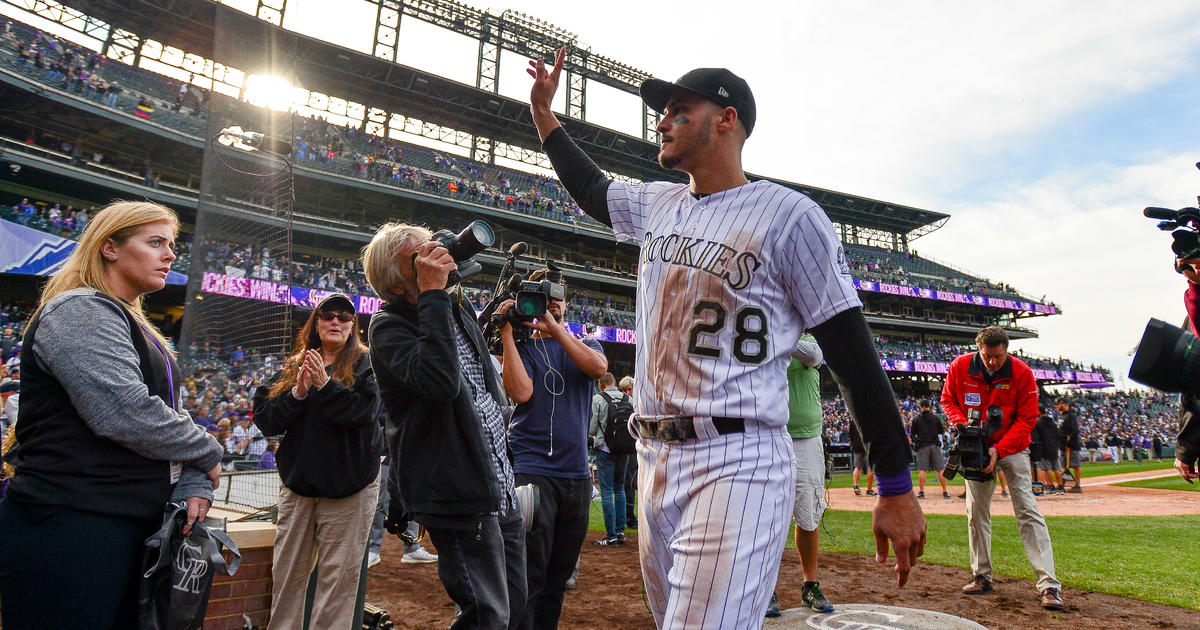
[
  {"xmin": 1031, "ymin": 415, "xmax": 1058, "ymax": 461},
  {"xmin": 909, "ymin": 410, "xmax": 944, "ymax": 449},
  {"xmin": 1057, "ymin": 410, "xmax": 1082, "ymax": 450},
  {"xmin": 252, "ymin": 352, "xmax": 383, "ymax": 498},
  {"xmin": 368, "ymin": 290, "xmax": 506, "ymax": 525}
]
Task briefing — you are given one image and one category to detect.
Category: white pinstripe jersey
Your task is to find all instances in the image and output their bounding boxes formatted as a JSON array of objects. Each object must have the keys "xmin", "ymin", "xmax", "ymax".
[{"xmin": 607, "ymin": 179, "xmax": 861, "ymax": 427}]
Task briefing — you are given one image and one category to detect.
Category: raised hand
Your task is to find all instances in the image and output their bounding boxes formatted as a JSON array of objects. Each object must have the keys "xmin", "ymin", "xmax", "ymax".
[{"xmin": 528, "ymin": 47, "xmax": 565, "ymax": 111}]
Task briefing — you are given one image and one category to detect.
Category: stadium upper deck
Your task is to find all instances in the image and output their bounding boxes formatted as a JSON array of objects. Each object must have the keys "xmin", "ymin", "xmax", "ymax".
[{"xmin": 0, "ymin": 1, "xmax": 1107, "ymax": 386}]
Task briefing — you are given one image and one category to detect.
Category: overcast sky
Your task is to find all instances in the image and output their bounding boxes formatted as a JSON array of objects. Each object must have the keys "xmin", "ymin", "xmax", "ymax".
[{"xmin": 266, "ymin": 0, "xmax": 1200, "ymax": 387}]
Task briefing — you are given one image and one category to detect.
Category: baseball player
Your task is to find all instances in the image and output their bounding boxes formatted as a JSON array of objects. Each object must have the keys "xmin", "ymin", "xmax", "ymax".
[{"xmin": 528, "ymin": 50, "xmax": 925, "ymax": 630}]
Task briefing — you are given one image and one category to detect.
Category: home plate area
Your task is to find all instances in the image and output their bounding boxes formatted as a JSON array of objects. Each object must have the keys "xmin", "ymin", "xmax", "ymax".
[{"xmin": 766, "ymin": 604, "xmax": 987, "ymax": 629}]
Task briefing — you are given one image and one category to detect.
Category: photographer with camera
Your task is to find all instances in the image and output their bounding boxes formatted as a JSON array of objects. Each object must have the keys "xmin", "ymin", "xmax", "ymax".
[
  {"xmin": 496, "ymin": 267, "xmax": 607, "ymax": 629},
  {"xmin": 940, "ymin": 326, "xmax": 1062, "ymax": 610},
  {"xmin": 363, "ymin": 221, "xmax": 526, "ymax": 630},
  {"xmin": 1167, "ymin": 255, "xmax": 1200, "ymax": 482}
]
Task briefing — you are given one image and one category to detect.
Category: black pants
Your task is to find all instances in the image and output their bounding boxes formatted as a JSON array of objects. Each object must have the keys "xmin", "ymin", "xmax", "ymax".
[
  {"xmin": 515, "ymin": 474, "xmax": 591, "ymax": 630},
  {"xmin": 426, "ymin": 510, "xmax": 527, "ymax": 630},
  {"xmin": 0, "ymin": 499, "xmax": 159, "ymax": 629}
]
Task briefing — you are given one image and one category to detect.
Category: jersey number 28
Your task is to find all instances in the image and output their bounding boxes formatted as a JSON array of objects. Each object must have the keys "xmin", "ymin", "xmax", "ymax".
[{"xmin": 686, "ymin": 300, "xmax": 768, "ymax": 364}]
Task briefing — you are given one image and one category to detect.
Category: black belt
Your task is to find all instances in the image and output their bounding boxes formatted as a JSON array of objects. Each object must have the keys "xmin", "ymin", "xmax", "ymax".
[{"xmin": 635, "ymin": 416, "xmax": 745, "ymax": 442}]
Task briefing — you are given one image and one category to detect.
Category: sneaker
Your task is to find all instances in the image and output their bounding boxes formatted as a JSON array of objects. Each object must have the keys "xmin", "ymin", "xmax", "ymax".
[
  {"xmin": 853, "ymin": 486, "xmax": 862, "ymax": 496},
  {"xmin": 1000, "ymin": 491, "xmax": 1009, "ymax": 498},
  {"xmin": 943, "ymin": 491, "xmax": 952, "ymax": 499},
  {"xmin": 617, "ymin": 533, "xmax": 626, "ymax": 545},
  {"xmin": 917, "ymin": 491, "xmax": 925, "ymax": 499},
  {"xmin": 1067, "ymin": 485, "xmax": 1082, "ymax": 494},
  {"xmin": 367, "ymin": 551, "xmax": 381, "ymax": 568},
  {"xmin": 595, "ymin": 537, "xmax": 620, "ymax": 547},
  {"xmin": 962, "ymin": 575, "xmax": 993, "ymax": 595},
  {"xmin": 865, "ymin": 489, "xmax": 877, "ymax": 496},
  {"xmin": 1041, "ymin": 587, "xmax": 1064, "ymax": 610},
  {"xmin": 801, "ymin": 582, "xmax": 835, "ymax": 613},
  {"xmin": 402, "ymin": 548, "xmax": 438, "ymax": 564},
  {"xmin": 764, "ymin": 592, "xmax": 781, "ymax": 618}
]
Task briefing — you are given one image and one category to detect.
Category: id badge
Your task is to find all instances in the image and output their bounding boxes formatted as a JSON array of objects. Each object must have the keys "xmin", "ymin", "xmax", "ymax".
[{"xmin": 170, "ymin": 461, "xmax": 182, "ymax": 484}]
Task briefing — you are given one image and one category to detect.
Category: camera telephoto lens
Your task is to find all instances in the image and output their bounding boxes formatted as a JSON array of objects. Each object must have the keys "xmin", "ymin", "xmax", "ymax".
[
  {"xmin": 1130, "ymin": 318, "xmax": 1200, "ymax": 395},
  {"xmin": 515, "ymin": 292, "xmax": 546, "ymax": 318}
]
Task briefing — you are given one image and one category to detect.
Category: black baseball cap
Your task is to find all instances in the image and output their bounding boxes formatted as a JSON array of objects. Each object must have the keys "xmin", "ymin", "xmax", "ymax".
[
  {"xmin": 640, "ymin": 68, "xmax": 756, "ymax": 137},
  {"xmin": 315, "ymin": 293, "xmax": 355, "ymax": 314}
]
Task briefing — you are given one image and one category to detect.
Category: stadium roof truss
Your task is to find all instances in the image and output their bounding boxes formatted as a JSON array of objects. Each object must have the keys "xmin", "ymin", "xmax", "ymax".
[{"xmin": 41, "ymin": 0, "xmax": 950, "ymax": 241}]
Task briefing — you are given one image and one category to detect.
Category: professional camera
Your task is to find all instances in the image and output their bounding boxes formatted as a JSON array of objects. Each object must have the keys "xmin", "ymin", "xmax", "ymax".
[
  {"xmin": 476, "ymin": 242, "xmax": 566, "ymax": 352},
  {"xmin": 1131, "ymin": 166, "xmax": 1200, "ymax": 395},
  {"xmin": 421, "ymin": 220, "xmax": 495, "ymax": 289},
  {"xmin": 944, "ymin": 405, "xmax": 1004, "ymax": 482},
  {"xmin": 1130, "ymin": 319, "xmax": 1200, "ymax": 395}
]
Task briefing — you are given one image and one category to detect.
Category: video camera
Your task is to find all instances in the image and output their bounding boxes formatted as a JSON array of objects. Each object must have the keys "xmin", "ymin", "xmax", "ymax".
[
  {"xmin": 943, "ymin": 405, "xmax": 1003, "ymax": 482},
  {"xmin": 418, "ymin": 220, "xmax": 495, "ymax": 289},
  {"xmin": 1130, "ymin": 162, "xmax": 1200, "ymax": 396},
  {"xmin": 475, "ymin": 242, "xmax": 566, "ymax": 352}
]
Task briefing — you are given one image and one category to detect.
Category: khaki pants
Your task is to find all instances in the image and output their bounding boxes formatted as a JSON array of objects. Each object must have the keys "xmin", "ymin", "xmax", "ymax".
[
  {"xmin": 965, "ymin": 449, "xmax": 1060, "ymax": 593},
  {"xmin": 268, "ymin": 473, "xmax": 380, "ymax": 630}
]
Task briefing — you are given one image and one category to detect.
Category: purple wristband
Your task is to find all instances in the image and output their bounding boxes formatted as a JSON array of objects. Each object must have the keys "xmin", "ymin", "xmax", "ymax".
[{"xmin": 875, "ymin": 471, "xmax": 913, "ymax": 497}]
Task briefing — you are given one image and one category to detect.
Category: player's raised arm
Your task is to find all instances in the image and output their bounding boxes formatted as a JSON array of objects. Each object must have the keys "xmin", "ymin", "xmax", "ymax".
[
  {"xmin": 528, "ymin": 48, "xmax": 614, "ymax": 226},
  {"xmin": 810, "ymin": 308, "xmax": 927, "ymax": 586}
]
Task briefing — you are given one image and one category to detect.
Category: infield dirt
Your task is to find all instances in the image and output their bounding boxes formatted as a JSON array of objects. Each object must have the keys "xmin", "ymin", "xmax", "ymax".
[{"xmin": 365, "ymin": 469, "xmax": 1197, "ymax": 629}]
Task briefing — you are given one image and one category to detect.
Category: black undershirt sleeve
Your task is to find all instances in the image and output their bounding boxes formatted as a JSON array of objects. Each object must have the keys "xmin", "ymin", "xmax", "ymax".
[
  {"xmin": 541, "ymin": 126, "xmax": 614, "ymax": 227},
  {"xmin": 809, "ymin": 307, "xmax": 913, "ymax": 477}
]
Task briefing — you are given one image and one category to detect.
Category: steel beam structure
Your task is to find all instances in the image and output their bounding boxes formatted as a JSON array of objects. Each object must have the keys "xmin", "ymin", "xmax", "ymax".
[
  {"xmin": 254, "ymin": 0, "xmax": 285, "ymax": 26},
  {"xmin": 373, "ymin": 0, "xmax": 401, "ymax": 62}
]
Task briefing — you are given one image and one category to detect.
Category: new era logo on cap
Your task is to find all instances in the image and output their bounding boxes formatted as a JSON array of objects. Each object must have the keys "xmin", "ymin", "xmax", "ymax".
[{"xmin": 639, "ymin": 68, "xmax": 757, "ymax": 136}]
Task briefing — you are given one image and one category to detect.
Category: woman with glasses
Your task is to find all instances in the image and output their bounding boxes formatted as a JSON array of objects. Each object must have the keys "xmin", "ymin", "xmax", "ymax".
[{"xmin": 252, "ymin": 293, "xmax": 383, "ymax": 629}]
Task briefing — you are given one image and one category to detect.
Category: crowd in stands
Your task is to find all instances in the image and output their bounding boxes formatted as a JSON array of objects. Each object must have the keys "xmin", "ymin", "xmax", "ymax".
[
  {"xmin": 824, "ymin": 391, "xmax": 1178, "ymax": 460},
  {"xmin": 844, "ymin": 244, "xmax": 1047, "ymax": 305},
  {"xmin": 4, "ymin": 18, "xmax": 1059, "ymax": 306},
  {"xmin": 286, "ymin": 116, "xmax": 597, "ymax": 229},
  {"xmin": 874, "ymin": 335, "xmax": 1112, "ymax": 378}
]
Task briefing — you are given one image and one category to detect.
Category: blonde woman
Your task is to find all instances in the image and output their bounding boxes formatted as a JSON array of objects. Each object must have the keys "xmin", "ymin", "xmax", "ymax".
[{"xmin": 0, "ymin": 201, "xmax": 222, "ymax": 629}]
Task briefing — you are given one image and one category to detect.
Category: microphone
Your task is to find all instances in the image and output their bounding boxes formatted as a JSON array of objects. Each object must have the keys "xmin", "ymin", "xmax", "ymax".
[
  {"xmin": 508, "ymin": 242, "xmax": 528, "ymax": 257},
  {"xmin": 1144, "ymin": 207, "xmax": 1179, "ymax": 221},
  {"xmin": 506, "ymin": 273, "xmax": 524, "ymax": 291}
]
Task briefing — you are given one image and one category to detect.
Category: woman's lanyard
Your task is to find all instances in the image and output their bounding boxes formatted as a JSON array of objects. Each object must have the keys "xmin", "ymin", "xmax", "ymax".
[{"xmin": 142, "ymin": 326, "xmax": 176, "ymax": 410}]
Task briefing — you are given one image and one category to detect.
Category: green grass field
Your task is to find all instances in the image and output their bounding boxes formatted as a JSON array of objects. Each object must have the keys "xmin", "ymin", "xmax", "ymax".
[
  {"xmin": 824, "ymin": 458, "xmax": 1174, "ymax": 489},
  {"xmin": 587, "ymin": 458, "xmax": 1197, "ymax": 608},
  {"xmin": 815, "ymin": 509, "xmax": 1200, "ymax": 609},
  {"xmin": 1115, "ymin": 475, "xmax": 1199, "ymax": 492}
]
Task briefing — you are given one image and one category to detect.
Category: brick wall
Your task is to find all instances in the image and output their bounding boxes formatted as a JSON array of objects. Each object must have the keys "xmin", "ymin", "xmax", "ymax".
[{"xmin": 202, "ymin": 515, "xmax": 277, "ymax": 630}]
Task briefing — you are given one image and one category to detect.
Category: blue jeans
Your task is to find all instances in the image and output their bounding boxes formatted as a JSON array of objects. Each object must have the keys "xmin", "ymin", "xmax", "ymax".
[{"xmin": 595, "ymin": 450, "xmax": 628, "ymax": 538}]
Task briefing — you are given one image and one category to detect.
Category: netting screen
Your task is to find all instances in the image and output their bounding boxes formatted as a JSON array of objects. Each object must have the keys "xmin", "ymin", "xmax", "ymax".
[{"xmin": 177, "ymin": 11, "xmax": 296, "ymax": 515}]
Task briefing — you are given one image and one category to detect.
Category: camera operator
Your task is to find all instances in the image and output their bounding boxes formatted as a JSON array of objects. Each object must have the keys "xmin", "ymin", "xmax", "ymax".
[
  {"xmin": 363, "ymin": 223, "xmax": 526, "ymax": 630},
  {"xmin": 1169, "ymin": 256, "xmax": 1200, "ymax": 482},
  {"xmin": 940, "ymin": 326, "xmax": 1062, "ymax": 610},
  {"xmin": 496, "ymin": 268, "xmax": 607, "ymax": 629}
]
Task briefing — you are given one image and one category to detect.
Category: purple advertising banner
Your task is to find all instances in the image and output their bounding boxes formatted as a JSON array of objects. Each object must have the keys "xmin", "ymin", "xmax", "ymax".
[
  {"xmin": 199, "ymin": 273, "xmax": 1102, "ymax": 382},
  {"xmin": 852, "ymin": 279, "xmax": 1056, "ymax": 314},
  {"xmin": 878, "ymin": 358, "xmax": 1106, "ymax": 384},
  {"xmin": 200, "ymin": 272, "xmax": 633, "ymax": 342}
]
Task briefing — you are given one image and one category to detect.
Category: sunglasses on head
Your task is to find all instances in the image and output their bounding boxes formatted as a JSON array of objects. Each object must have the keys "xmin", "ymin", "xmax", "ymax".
[{"xmin": 318, "ymin": 311, "xmax": 354, "ymax": 323}]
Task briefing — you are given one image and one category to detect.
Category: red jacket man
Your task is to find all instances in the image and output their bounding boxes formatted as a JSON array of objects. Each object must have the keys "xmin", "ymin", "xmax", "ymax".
[
  {"xmin": 940, "ymin": 342, "xmax": 1039, "ymax": 461},
  {"xmin": 939, "ymin": 326, "xmax": 1062, "ymax": 612}
]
